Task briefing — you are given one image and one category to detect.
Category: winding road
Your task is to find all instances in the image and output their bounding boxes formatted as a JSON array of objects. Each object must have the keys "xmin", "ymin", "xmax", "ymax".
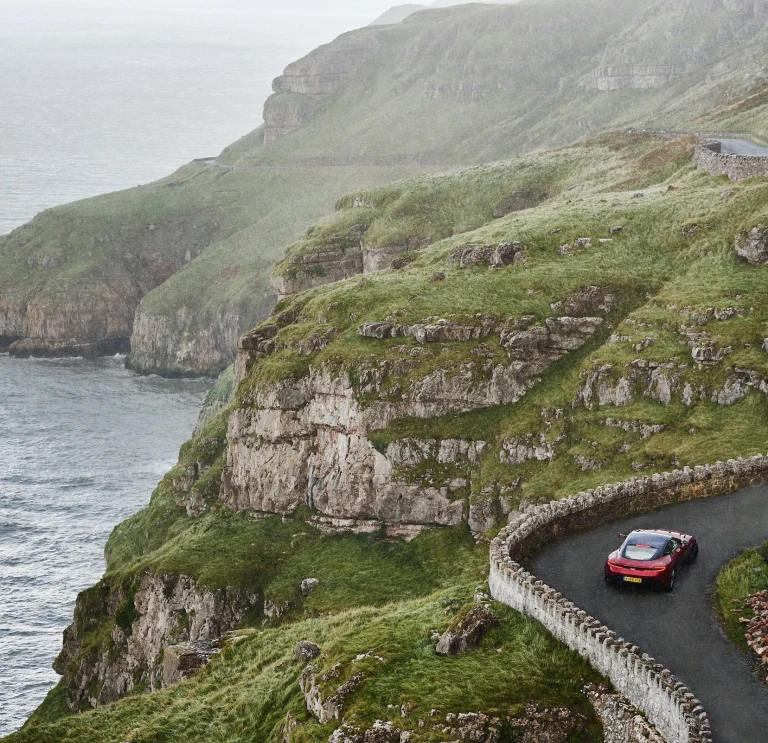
[
  {"xmin": 532, "ymin": 486, "xmax": 768, "ymax": 742},
  {"xmin": 716, "ymin": 138, "xmax": 768, "ymax": 157}
]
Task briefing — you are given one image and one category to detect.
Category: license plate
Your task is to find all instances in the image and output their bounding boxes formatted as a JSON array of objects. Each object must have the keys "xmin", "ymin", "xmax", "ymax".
[{"xmin": 623, "ymin": 576, "xmax": 643, "ymax": 584}]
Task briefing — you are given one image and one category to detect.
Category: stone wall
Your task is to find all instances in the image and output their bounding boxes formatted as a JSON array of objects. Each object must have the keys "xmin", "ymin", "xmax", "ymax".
[
  {"xmin": 694, "ymin": 140, "xmax": 768, "ymax": 181},
  {"xmin": 489, "ymin": 455, "xmax": 768, "ymax": 743},
  {"xmin": 587, "ymin": 686, "xmax": 666, "ymax": 743}
]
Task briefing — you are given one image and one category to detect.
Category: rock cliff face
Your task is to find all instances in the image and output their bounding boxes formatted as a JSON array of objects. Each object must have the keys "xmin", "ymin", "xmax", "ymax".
[
  {"xmin": 263, "ymin": 32, "xmax": 383, "ymax": 144},
  {"xmin": 584, "ymin": 64, "xmax": 693, "ymax": 92},
  {"xmin": 128, "ymin": 309, "xmax": 241, "ymax": 377},
  {"xmin": 583, "ymin": 0, "xmax": 767, "ymax": 92},
  {"xmin": 271, "ymin": 239, "xmax": 366, "ymax": 300},
  {"xmin": 54, "ymin": 573, "xmax": 259, "ymax": 710},
  {"xmin": 0, "ymin": 196, "xmax": 221, "ymax": 359},
  {"xmin": 3, "ymin": 281, "xmax": 142, "ymax": 358},
  {"xmin": 221, "ymin": 314, "xmax": 603, "ymax": 533}
]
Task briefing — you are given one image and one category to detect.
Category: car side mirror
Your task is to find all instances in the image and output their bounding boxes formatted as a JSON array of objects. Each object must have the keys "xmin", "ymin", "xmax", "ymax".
[{"xmin": 619, "ymin": 533, "xmax": 627, "ymax": 539}]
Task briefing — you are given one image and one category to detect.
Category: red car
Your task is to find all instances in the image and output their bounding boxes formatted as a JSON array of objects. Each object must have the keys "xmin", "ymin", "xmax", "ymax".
[{"xmin": 604, "ymin": 529, "xmax": 699, "ymax": 591}]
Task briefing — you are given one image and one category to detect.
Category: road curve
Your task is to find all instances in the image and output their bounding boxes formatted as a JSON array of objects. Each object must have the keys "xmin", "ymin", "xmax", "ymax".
[
  {"xmin": 717, "ymin": 138, "xmax": 768, "ymax": 157},
  {"xmin": 532, "ymin": 486, "xmax": 768, "ymax": 743}
]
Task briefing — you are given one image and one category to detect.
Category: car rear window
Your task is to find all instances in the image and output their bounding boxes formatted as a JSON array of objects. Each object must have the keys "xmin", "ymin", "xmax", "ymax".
[{"xmin": 621, "ymin": 533, "xmax": 668, "ymax": 561}]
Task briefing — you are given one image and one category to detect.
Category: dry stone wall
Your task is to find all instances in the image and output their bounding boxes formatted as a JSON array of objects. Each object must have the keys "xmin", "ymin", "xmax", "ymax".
[
  {"xmin": 490, "ymin": 455, "xmax": 768, "ymax": 743},
  {"xmin": 694, "ymin": 140, "xmax": 768, "ymax": 181}
]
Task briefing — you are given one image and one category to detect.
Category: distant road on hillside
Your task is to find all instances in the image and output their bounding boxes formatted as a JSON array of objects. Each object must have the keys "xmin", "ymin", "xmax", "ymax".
[{"xmin": 718, "ymin": 138, "xmax": 768, "ymax": 157}]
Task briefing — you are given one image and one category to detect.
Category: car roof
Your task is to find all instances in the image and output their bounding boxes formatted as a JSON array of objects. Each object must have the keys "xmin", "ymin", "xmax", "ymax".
[{"xmin": 630, "ymin": 528, "xmax": 688, "ymax": 539}]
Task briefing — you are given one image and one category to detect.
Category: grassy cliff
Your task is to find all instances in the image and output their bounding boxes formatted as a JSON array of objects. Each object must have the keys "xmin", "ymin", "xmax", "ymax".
[
  {"xmin": 242, "ymin": 131, "xmax": 768, "ymax": 516},
  {"xmin": 4, "ymin": 0, "xmax": 768, "ymax": 373},
  {"xmin": 10, "ymin": 121, "xmax": 768, "ymax": 740}
]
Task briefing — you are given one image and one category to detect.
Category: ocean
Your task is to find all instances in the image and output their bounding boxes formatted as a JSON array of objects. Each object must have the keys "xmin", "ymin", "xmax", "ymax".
[
  {"xmin": 0, "ymin": 1, "xmax": 371, "ymax": 734},
  {"xmin": 0, "ymin": 1, "xmax": 370, "ymax": 235}
]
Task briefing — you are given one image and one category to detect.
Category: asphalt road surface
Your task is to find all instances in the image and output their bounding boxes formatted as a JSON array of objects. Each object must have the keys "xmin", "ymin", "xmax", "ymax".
[
  {"xmin": 717, "ymin": 138, "xmax": 768, "ymax": 157},
  {"xmin": 532, "ymin": 486, "xmax": 768, "ymax": 743}
]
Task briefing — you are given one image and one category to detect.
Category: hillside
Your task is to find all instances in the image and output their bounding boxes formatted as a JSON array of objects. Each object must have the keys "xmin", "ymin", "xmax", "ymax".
[
  {"xmin": 370, "ymin": 4, "xmax": 426, "ymax": 25},
  {"xmin": 8, "ymin": 123, "xmax": 768, "ymax": 741},
  {"xmin": 1, "ymin": 0, "xmax": 767, "ymax": 375}
]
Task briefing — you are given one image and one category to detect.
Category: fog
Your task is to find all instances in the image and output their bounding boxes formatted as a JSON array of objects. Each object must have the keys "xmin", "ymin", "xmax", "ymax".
[
  {"xmin": 0, "ymin": 0, "xmax": 521, "ymax": 21},
  {"xmin": 0, "ymin": 0, "xmax": 406, "ymax": 19}
]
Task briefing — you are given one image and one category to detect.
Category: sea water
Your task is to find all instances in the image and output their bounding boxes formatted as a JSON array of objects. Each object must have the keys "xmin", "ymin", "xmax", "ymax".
[{"xmin": 0, "ymin": 1, "xmax": 370, "ymax": 732}]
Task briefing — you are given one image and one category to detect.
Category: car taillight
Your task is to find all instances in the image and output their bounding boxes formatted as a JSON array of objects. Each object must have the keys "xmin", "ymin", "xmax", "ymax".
[
  {"xmin": 650, "ymin": 566, "xmax": 667, "ymax": 572},
  {"xmin": 607, "ymin": 561, "xmax": 621, "ymax": 568}
]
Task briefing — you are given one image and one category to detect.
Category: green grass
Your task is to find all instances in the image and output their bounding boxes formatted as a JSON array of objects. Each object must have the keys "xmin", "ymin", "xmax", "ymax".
[
  {"xmin": 715, "ymin": 544, "xmax": 768, "ymax": 652},
  {"xmin": 235, "ymin": 129, "xmax": 768, "ymax": 518},
  {"xmin": 9, "ymin": 595, "xmax": 602, "ymax": 743}
]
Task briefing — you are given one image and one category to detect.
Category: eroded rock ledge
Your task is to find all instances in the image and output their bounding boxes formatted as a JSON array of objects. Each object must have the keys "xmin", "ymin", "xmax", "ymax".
[
  {"xmin": 54, "ymin": 572, "xmax": 259, "ymax": 711},
  {"xmin": 222, "ymin": 312, "xmax": 604, "ymax": 534}
]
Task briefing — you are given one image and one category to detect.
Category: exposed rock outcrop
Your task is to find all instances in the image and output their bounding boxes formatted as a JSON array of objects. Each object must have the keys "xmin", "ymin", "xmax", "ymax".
[
  {"xmin": 580, "ymin": 360, "xmax": 768, "ymax": 409},
  {"xmin": 54, "ymin": 573, "xmax": 259, "ymax": 710},
  {"xmin": 0, "ymin": 205, "xmax": 221, "ymax": 359},
  {"xmin": 324, "ymin": 707, "xmax": 585, "ymax": 743},
  {"xmin": 584, "ymin": 64, "xmax": 692, "ymax": 91},
  {"xmin": 449, "ymin": 241, "xmax": 526, "ymax": 269},
  {"xmin": 264, "ymin": 32, "xmax": 383, "ymax": 143},
  {"xmin": 358, "ymin": 317, "xmax": 499, "ymax": 343},
  {"xmin": 435, "ymin": 604, "xmax": 498, "ymax": 655},
  {"xmin": 223, "ymin": 312, "xmax": 604, "ymax": 532},
  {"xmin": 272, "ymin": 231, "xmax": 433, "ymax": 300},
  {"xmin": 499, "ymin": 434, "xmax": 556, "ymax": 465},
  {"xmin": 735, "ymin": 224, "xmax": 768, "ymax": 266},
  {"xmin": 300, "ymin": 663, "xmax": 364, "ymax": 724},
  {"xmin": 552, "ymin": 285, "xmax": 616, "ymax": 316},
  {"xmin": 162, "ymin": 641, "xmax": 220, "ymax": 688},
  {"xmin": 271, "ymin": 227, "xmax": 367, "ymax": 300},
  {"xmin": 128, "ymin": 309, "xmax": 242, "ymax": 377}
]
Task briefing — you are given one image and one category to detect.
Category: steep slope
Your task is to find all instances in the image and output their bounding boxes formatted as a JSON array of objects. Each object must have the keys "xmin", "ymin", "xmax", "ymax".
[
  {"xmin": 12, "ymin": 127, "xmax": 768, "ymax": 741},
  {"xmin": 249, "ymin": 133, "xmax": 768, "ymax": 531},
  {"xmin": 123, "ymin": 0, "xmax": 768, "ymax": 374},
  {"xmin": 3, "ymin": 0, "xmax": 768, "ymax": 374},
  {"xmin": 123, "ymin": 164, "xmax": 418, "ymax": 376},
  {"xmin": 369, "ymin": 4, "xmax": 427, "ymax": 26}
]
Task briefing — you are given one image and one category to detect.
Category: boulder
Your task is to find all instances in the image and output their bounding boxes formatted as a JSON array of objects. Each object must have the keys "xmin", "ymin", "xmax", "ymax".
[
  {"xmin": 553, "ymin": 286, "xmax": 616, "ymax": 316},
  {"xmin": 449, "ymin": 241, "xmax": 525, "ymax": 268},
  {"xmin": 295, "ymin": 640, "xmax": 321, "ymax": 662},
  {"xmin": 435, "ymin": 604, "xmax": 498, "ymax": 655},
  {"xmin": 358, "ymin": 322, "xmax": 394, "ymax": 339},
  {"xmin": 301, "ymin": 578, "xmax": 320, "ymax": 596},
  {"xmin": 162, "ymin": 641, "xmax": 218, "ymax": 688},
  {"xmin": 735, "ymin": 224, "xmax": 768, "ymax": 265}
]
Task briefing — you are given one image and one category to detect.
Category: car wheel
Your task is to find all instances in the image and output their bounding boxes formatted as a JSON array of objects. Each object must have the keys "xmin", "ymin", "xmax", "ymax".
[
  {"xmin": 687, "ymin": 543, "xmax": 699, "ymax": 564},
  {"xmin": 664, "ymin": 569, "xmax": 676, "ymax": 592}
]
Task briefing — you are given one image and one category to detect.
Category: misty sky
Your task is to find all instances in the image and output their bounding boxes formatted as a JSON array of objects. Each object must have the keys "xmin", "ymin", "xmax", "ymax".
[{"xmin": 0, "ymin": 0, "xmax": 414, "ymax": 19}]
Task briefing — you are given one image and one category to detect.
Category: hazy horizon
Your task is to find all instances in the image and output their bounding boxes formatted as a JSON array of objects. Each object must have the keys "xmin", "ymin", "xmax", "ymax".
[{"xmin": 0, "ymin": 0, "xmax": 405, "ymax": 19}]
